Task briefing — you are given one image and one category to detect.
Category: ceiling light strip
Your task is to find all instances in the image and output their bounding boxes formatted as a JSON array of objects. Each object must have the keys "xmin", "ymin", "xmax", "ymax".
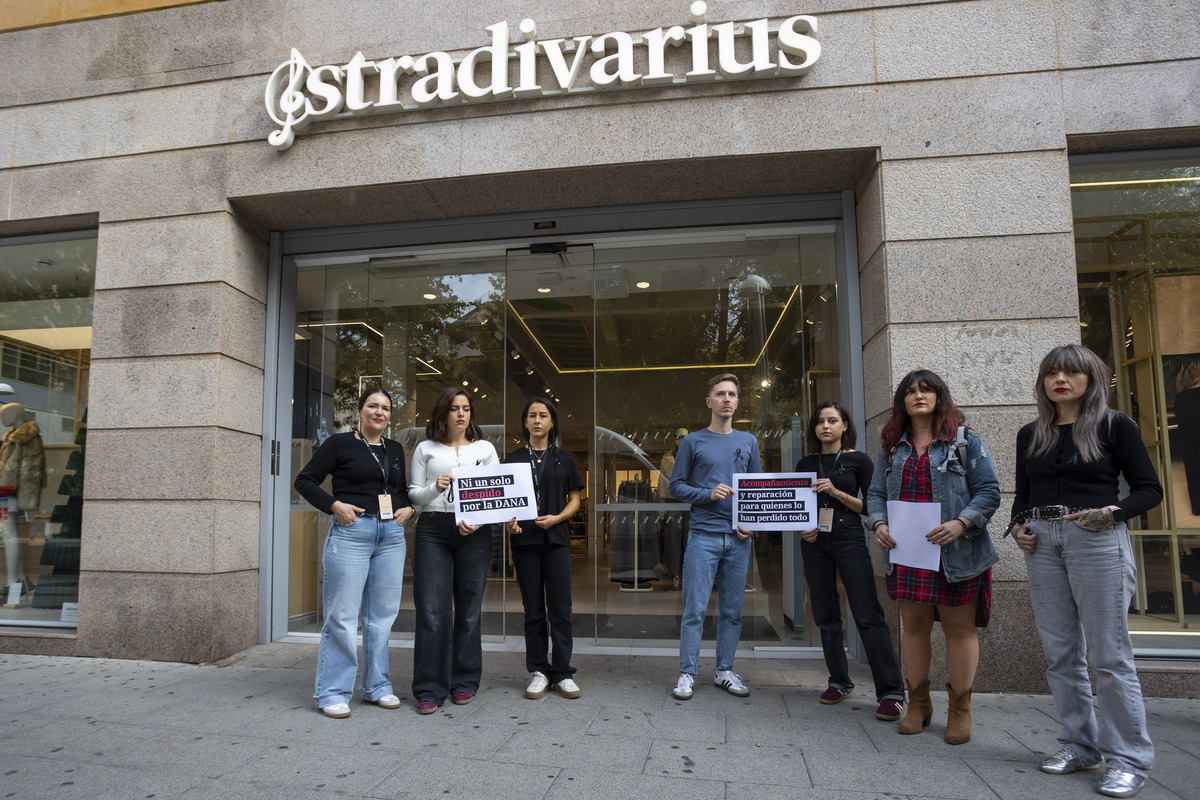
[
  {"xmin": 1069, "ymin": 176, "xmax": 1200, "ymax": 188},
  {"xmin": 506, "ymin": 285, "xmax": 800, "ymax": 375}
]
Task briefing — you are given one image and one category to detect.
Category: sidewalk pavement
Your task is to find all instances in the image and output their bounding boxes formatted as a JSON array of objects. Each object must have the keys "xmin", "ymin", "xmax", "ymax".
[{"xmin": 1, "ymin": 643, "xmax": 1197, "ymax": 800}]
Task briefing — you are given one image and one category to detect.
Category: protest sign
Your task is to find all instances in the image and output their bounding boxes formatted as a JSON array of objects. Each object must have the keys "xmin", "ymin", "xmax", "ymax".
[
  {"xmin": 733, "ymin": 472, "xmax": 817, "ymax": 531},
  {"xmin": 453, "ymin": 463, "xmax": 538, "ymax": 526}
]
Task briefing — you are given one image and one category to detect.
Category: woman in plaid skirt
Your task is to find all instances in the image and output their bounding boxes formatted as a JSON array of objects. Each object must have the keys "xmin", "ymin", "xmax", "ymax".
[{"xmin": 865, "ymin": 370, "xmax": 1000, "ymax": 744}]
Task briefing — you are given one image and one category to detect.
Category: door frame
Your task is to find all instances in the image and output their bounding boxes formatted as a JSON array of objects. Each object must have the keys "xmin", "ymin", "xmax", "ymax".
[{"xmin": 259, "ymin": 193, "xmax": 865, "ymax": 646}]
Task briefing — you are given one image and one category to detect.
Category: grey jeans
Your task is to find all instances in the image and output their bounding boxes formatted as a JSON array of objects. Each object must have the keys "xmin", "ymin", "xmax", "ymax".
[{"xmin": 1025, "ymin": 519, "xmax": 1153, "ymax": 776}]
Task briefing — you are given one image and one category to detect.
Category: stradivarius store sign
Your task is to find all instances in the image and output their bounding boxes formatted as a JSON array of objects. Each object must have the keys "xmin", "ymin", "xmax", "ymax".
[{"xmin": 265, "ymin": 2, "xmax": 821, "ymax": 151}]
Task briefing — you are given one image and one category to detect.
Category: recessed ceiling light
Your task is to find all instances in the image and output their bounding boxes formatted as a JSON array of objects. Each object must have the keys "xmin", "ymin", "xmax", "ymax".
[
  {"xmin": 537, "ymin": 287, "xmax": 552, "ymax": 294},
  {"xmin": 636, "ymin": 281, "xmax": 651, "ymax": 289},
  {"xmin": 462, "ymin": 381, "xmax": 469, "ymax": 386},
  {"xmin": 423, "ymin": 293, "xmax": 437, "ymax": 300}
]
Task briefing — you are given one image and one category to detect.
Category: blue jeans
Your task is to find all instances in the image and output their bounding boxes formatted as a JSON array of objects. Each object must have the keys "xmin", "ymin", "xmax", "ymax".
[
  {"xmin": 411, "ymin": 512, "xmax": 492, "ymax": 704},
  {"xmin": 314, "ymin": 514, "xmax": 406, "ymax": 709},
  {"xmin": 801, "ymin": 523, "xmax": 904, "ymax": 701},
  {"xmin": 1025, "ymin": 519, "xmax": 1154, "ymax": 776},
  {"xmin": 679, "ymin": 529, "xmax": 751, "ymax": 675}
]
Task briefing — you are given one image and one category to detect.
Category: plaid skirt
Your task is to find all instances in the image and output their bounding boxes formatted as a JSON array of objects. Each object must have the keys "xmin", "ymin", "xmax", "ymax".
[{"xmin": 887, "ymin": 565, "xmax": 992, "ymax": 628}]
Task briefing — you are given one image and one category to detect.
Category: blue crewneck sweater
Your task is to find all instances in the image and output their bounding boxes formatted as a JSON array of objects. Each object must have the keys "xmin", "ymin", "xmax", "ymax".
[{"xmin": 668, "ymin": 428, "xmax": 760, "ymax": 533}]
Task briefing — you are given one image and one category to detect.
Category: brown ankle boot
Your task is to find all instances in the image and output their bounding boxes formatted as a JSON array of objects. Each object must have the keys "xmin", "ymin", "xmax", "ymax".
[
  {"xmin": 945, "ymin": 683, "xmax": 972, "ymax": 744},
  {"xmin": 898, "ymin": 680, "xmax": 932, "ymax": 734}
]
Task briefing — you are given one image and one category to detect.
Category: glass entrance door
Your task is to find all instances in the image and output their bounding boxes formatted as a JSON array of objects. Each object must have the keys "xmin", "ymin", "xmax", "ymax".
[
  {"xmin": 288, "ymin": 245, "xmax": 511, "ymax": 637},
  {"xmin": 284, "ymin": 224, "xmax": 845, "ymax": 653}
]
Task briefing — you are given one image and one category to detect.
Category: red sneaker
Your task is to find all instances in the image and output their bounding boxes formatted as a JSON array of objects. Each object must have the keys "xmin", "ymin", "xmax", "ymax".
[
  {"xmin": 416, "ymin": 700, "xmax": 438, "ymax": 715},
  {"xmin": 875, "ymin": 698, "xmax": 904, "ymax": 720},
  {"xmin": 819, "ymin": 686, "xmax": 852, "ymax": 704},
  {"xmin": 451, "ymin": 690, "xmax": 474, "ymax": 705}
]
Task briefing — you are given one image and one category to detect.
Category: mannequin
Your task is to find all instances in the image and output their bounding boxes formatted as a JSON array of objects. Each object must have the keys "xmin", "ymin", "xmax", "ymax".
[{"xmin": 0, "ymin": 403, "xmax": 46, "ymax": 597}]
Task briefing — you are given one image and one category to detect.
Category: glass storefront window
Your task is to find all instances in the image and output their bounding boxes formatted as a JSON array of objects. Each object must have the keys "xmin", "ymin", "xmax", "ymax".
[
  {"xmin": 1071, "ymin": 150, "xmax": 1200, "ymax": 654},
  {"xmin": 0, "ymin": 230, "xmax": 94, "ymax": 628},
  {"xmin": 286, "ymin": 223, "xmax": 844, "ymax": 652}
]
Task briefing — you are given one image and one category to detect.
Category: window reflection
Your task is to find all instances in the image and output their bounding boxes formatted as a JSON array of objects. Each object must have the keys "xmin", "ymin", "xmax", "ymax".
[
  {"xmin": 0, "ymin": 231, "xmax": 94, "ymax": 628},
  {"xmin": 288, "ymin": 227, "xmax": 843, "ymax": 652},
  {"xmin": 1072, "ymin": 152, "xmax": 1200, "ymax": 652}
]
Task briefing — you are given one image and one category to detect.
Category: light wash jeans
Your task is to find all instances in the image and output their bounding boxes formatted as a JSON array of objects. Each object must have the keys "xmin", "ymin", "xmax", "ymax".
[
  {"xmin": 1025, "ymin": 519, "xmax": 1154, "ymax": 776},
  {"xmin": 314, "ymin": 513, "xmax": 407, "ymax": 709},
  {"xmin": 679, "ymin": 529, "xmax": 751, "ymax": 675}
]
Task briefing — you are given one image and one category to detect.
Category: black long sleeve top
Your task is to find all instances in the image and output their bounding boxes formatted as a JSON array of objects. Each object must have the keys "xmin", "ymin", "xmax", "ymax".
[
  {"xmin": 1011, "ymin": 413, "xmax": 1163, "ymax": 521},
  {"xmin": 295, "ymin": 432, "xmax": 412, "ymax": 516},
  {"xmin": 794, "ymin": 449, "xmax": 873, "ymax": 531}
]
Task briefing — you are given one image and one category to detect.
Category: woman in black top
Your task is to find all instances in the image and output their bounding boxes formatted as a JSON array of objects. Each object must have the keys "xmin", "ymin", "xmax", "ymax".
[
  {"xmin": 1010, "ymin": 345, "xmax": 1162, "ymax": 798},
  {"xmin": 795, "ymin": 401, "xmax": 904, "ymax": 721},
  {"xmin": 504, "ymin": 397, "xmax": 584, "ymax": 700},
  {"xmin": 294, "ymin": 387, "xmax": 415, "ymax": 719}
]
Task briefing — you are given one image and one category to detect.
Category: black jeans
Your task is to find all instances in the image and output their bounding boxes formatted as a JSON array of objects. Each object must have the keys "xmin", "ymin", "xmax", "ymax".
[
  {"xmin": 411, "ymin": 512, "xmax": 492, "ymax": 704},
  {"xmin": 512, "ymin": 540, "xmax": 575, "ymax": 682},
  {"xmin": 801, "ymin": 523, "xmax": 904, "ymax": 701}
]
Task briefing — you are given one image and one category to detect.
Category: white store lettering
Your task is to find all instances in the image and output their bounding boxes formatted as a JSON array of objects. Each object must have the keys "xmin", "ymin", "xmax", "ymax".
[{"xmin": 265, "ymin": 6, "xmax": 821, "ymax": 151}]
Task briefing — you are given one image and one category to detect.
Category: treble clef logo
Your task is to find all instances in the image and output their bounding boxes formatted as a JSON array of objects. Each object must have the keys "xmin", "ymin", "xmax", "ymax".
[{"xmin": 265, "ymin": 48, "xmax": 313, "ymax": 151}]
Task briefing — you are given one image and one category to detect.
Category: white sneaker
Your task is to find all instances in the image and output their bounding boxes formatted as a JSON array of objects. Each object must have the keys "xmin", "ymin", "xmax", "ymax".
[
  {"xmin": 320, "ymin": 702, "xmax": 350, "ymax": 718},
  {"xmin": 526, "ymin": 671, "xmax": 550, "ymax": 699},
  {"xmin": 715, "ymin": 670, "xmax": 749, "ymax": 696},
  {"xmin": 554, "ymin": 678, "xmax": 581, "ymax": 698},
  {"xmin": 373, "ymin": 694, "xmax": 401, "ymax": 709},
  {"xmin": 672, "ymin": 673, "xmax": 695, "ymax": 700}
]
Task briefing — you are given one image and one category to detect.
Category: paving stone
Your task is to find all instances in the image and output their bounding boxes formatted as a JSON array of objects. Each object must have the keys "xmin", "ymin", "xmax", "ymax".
[
  {"xmin": 1150, "ymin": 739, "xmax": 1200, "ymax": 800},
  {"xmin": 0, "ymin": 752, "xmax": 204, "ymax": 799},
  {"xmin": 494, "ymin": 727, "xmax": 654, "ymax": 773},
  {"xmin": 725, "ymin": 708, "xmax": 879, "ymax": 752},
  {"xmin": 804, "ymin": 750, "xmax": 996, "ymax": 798},
  {"xmin": 586, "ymin": 704, "xmax": 727, "ymax": 743},
  {"xmin": 2, "ymin": 647, "xmax": 1198, "ymax": 800},
  {"xmin": 367, "ymin": 753, "xmax": 559, "ymax": 800},
  {"xmin": 544, "ymin": 767, "xmax": 725, "ymax": 799},
  {"xmin": 215, "ymin": 738, "xmax": 406, "ymax": 794},
  {"xmin": 726, "ymin": 787, "xmax": 909, "ymax": 800},
  {"xmin": 644, "ymin": 738, "xmax": 810, "ymax": 785}
]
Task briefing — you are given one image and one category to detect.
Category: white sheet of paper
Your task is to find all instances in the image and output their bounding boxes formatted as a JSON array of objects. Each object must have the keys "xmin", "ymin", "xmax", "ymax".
[
  {"xmin": 453, "ymin": 463, "xmax": 538, "ymax": 526},
  {"xmin": 733, "ymin": 472, "xmax": 817, "ymax": 532},
  {"xmin": 886, "ymin": 500, "xmax": 943, "ymax": 571}
]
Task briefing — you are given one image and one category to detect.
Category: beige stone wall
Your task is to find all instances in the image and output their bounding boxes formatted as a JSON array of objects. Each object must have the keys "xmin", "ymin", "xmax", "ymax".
[{"xmin": 0, "ymin": 0, "xmax": 1197, "ymax": 671}]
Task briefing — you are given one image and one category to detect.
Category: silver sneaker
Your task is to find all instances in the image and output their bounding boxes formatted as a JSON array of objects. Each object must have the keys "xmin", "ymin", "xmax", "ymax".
[
  {"xmin": 1040, "ymin": 747, "xmax": 1102, "ymax": 775},
  {"xmin": 714, "ymin": 669, "xmax": 749, "ymax": 697},
  {"xmin": 525, "ymin": 671, "xmax": 550, "ymax": 699},
  {"xmin": 672, "ymin": 673, "xmax": 694, "ymax": 700},
  {"xmin": 1098, "ymin": 766, "xmax": 1145, "ymax": 798}
]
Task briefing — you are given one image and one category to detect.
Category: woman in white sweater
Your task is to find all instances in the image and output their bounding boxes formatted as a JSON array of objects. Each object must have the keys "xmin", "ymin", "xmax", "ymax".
[{"xmin": 408, "ymin": 387, "xmax": 498, "ymax": 714}]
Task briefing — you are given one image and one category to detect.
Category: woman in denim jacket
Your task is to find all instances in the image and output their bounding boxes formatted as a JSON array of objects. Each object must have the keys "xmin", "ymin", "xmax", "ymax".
[{"xmin": 866, "ymin": 370, "xmax": 1000, "ymax": 744}]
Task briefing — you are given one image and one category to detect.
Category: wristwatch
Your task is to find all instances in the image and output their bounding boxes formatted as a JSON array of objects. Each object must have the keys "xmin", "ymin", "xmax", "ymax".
[{"xmin": 1110, "ymin": 507, "xmax": 1127, "ymax": 524}]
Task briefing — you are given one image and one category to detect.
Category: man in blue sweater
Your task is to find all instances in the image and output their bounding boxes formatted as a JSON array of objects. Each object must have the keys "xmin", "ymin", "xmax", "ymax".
[{"xmin": 668, "ymin": 373, "xmax": 760, "ymax": 700}]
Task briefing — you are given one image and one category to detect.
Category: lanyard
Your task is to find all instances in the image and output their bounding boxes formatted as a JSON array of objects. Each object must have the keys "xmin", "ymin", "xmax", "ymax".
[
  {"xmin": 358, "ymin": 433, "xmax": 389, "ymax": 492},
  {"xmin": 817, "ymin": 449, "xmax": 843, "ymax": 509},
  {"xmin": 527, "ymin": 444, "xmax": 551, "ymax": 513},
  {"xmin": 816, "ymin": 448, "xmax": 843, "ymax": 479}
]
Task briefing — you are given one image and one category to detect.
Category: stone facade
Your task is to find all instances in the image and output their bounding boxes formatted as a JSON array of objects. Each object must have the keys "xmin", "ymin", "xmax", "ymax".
[{"xmin": 1, "ymin": 0, "xmax": 1197, "ymax": 690}]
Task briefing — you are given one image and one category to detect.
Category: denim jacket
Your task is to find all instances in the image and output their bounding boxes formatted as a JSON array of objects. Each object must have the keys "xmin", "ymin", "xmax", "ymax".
[{"xmin": 865, "ymin": 430, "xmax": 1001, "ymax": 583}]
